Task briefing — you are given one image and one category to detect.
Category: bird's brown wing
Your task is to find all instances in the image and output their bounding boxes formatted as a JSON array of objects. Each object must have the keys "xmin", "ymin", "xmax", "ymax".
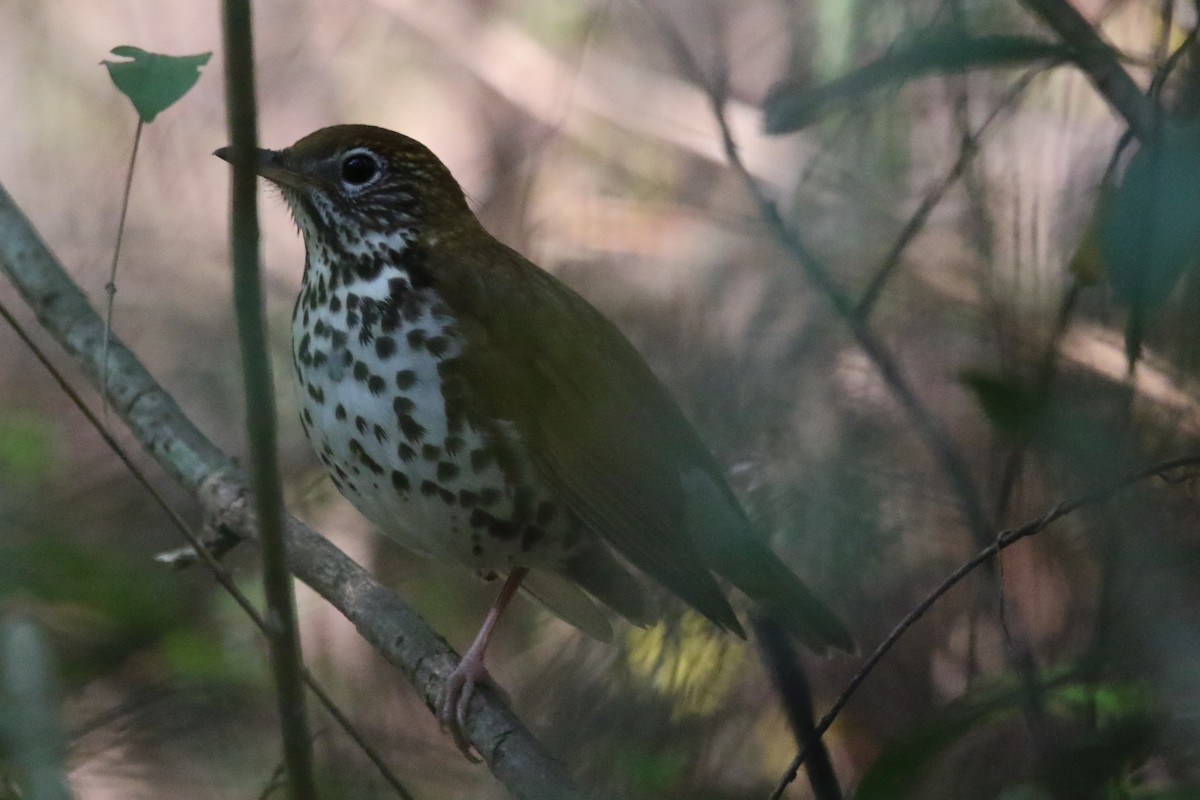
[{"xmin": 434, "ymin": 238, "xmax": 743, "ymax": 635}]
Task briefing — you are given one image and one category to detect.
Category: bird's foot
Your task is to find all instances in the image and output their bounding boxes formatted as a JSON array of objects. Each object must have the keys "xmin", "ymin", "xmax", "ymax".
[
  {"xmin": 437, "ymin": 568, "xmax": 526, "ymax": 760},
  {"xmin": 439, "ymin": 651, "xmax": 491, "ymax": 760}
]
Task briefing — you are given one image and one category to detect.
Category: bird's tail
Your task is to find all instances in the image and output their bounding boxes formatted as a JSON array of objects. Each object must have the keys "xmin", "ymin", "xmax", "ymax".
[
  {"xmin": 717, "ymin": 535, "xmax": 855, "ymax": 655},
  {"xmin": 682, "ymin": 467, "xmax": 854, "ymax": 654}
]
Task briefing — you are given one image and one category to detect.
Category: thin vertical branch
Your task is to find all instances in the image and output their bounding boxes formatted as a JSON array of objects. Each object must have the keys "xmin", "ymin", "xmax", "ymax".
[{"xmin": 220, "ymin": 1, "xmax": 317, "ymax": 798}]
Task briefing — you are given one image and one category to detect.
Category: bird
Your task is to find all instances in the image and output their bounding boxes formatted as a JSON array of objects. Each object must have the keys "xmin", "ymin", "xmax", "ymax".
[{"xmin": 215, "ymin": 124, "xmax": 852, "ymax": 756}]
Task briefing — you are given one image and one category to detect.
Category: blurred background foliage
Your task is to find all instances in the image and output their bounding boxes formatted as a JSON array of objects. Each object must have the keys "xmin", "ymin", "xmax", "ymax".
[{"xmin": 2, "ymin": 0, "xmax": 1200, "ymax": 798}]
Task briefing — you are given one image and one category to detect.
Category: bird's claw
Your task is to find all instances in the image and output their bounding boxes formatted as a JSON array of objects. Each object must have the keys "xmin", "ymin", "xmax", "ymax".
[{"xmin": 439, "ymin": 652, "xmax": 490, "ymax": 761}]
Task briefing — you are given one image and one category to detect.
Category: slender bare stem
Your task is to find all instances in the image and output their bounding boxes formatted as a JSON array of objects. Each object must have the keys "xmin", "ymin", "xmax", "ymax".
[
  {"xmin": 101, "ymin": 117, "xmax": 143, "ymax": 425},
  {"xmin": 856, "ymin": 69, "xmax": 1041, "ymax": 319}
]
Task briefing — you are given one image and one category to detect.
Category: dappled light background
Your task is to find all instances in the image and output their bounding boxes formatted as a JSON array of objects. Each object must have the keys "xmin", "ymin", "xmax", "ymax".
[{"xmin": 3, "ymin": 0, "xmax": 1200, "ymax": 798}]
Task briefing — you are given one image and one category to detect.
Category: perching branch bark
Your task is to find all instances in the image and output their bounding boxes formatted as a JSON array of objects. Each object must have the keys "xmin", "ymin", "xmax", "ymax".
[{"xmin": 0, "ymin": 181, "xmax": 583, "ymax": 800}]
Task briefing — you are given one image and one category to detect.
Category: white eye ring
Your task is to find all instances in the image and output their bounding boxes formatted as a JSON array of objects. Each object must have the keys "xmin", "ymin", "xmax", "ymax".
[{"xmin": 339, "ymin": 148, "xmax": 383, "ymax": 190}]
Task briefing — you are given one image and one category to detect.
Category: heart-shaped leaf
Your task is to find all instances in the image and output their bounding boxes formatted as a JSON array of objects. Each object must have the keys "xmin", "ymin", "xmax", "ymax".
[{"xmin": 103, "ymin": 46, "xmax": 211, "ymax": 123}]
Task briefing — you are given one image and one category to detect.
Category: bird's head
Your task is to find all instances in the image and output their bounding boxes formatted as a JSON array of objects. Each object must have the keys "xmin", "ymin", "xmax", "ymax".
[{"xmin": 215, "ymin": 124, "xmax": 476, "ymax": 251}]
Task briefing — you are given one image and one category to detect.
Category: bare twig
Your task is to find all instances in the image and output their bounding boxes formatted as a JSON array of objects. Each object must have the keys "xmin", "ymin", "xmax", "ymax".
[
  {"xmin": 768, "ymin": 454, "xmax": 1200, "ymax": 799},
  {"xmin": 0, "ymin": 180, "xmax": 582, "ymax": 799},
  {"xmin": 0, "ymin": 299, "xmax": 418, "ymax": 800},
  {"xmin": 988, "ymin": 285, "xmax": 1082, "ymax": 736},
  {"xmin": 717, "ymin": 154, "xmax": 997, "ymax": 550},
  {"xmin": 101, "ymin": 118, "xmax": 142, "ymax": 425},
  {"xmin": 929, "ymin": 66, "xmax": 1056, "ymax": 739},
  {"xmin": 855, "ymin": 68, "xmax": 1041, "ymax": 319},
  {"xmin": 646, "ymin": 15, "xmax": 1061, "ymax": 793}
]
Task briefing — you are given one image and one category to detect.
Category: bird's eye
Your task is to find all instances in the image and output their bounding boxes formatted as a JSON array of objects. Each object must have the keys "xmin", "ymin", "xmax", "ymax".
[{"xmin": 340, "ymin": 152, "xmax": 380, "ymax": 187}]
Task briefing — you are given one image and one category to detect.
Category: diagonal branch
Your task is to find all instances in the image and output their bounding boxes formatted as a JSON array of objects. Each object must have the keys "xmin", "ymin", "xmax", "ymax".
[
  {"xmin": 855, "ymin": 68, "xmax": 1041, "ymax": 319},
  {"xmin": 1017, "ymin": 0, "xmax": 1157, "ymax": 140},
  {"xmin": 653, "ymin": 13, "xmax": 995, "ymax": 550},
  {"xmin": 0, "ymin": 182, "xmax": 583, "ymax": 800},
  {"xmin": 0, "ymin": 298, "xmax": 417, "ymax": 800}
]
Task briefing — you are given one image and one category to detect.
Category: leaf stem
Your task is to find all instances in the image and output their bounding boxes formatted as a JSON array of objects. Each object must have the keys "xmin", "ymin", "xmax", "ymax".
[{"xmin": 102, "ymin": 117, "xmax": 143, "ymax": 425}]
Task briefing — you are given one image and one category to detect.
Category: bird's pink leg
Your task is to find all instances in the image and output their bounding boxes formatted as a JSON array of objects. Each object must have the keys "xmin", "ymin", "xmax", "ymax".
[{"xmin": 440, "ymin": 566, "xmax": 528, "ymax": 758}]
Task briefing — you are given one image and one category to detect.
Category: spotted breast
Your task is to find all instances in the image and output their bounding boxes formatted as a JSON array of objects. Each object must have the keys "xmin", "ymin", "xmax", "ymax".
[{"xmin": 292, "ymin": 228, "xmax": 585, "ymax": 576}]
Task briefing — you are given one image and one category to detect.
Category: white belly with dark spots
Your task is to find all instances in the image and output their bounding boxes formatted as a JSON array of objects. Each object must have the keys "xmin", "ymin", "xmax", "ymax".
[{"xmin": 292, "ymin": 270, "xmax": 574, "ymax": 571}]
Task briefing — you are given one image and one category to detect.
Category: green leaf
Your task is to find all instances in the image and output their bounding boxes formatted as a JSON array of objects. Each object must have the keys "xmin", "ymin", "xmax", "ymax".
[
  {"xmin": 765, "ymin": 34, "xmax": 1072, "ymax": 133},
  {"xmin": 1053, "ymin": 681, "xmax": 1153, "ymax": 718},
  {"xmin": 102, "ymin": 46, "xmax": 211, "ymax": 123},
  {"xmin": 961, "ymin": 370, "xmax": 1044, "ymax": 439},
  {"xmin": 614, "ymin": 745, "xmax": 687, "ymax": 794},
  {"xmin": 159, "ymin": 627, "xmax": 263, "ymax": 685},
  {"xmin": 0, "ymin": 411, "xmax": 57, "ymax": 486},
  {"xmin": 1, "ymin": 537, "xmax": 184, "ymax": 679},
  {"xmin": 1098, "ymin": 121, "xmax": 1200, "ymax": 364}
]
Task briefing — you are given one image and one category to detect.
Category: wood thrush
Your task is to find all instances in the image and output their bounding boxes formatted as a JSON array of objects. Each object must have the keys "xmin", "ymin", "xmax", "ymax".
[{"xmin": 216, "ymin": 125, "xmax": 852, "ymax": 755}]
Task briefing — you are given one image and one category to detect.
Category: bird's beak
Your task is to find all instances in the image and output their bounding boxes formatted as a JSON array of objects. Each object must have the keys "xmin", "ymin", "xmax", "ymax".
[{"xmin": 213, "ymin": 146, "xmax": 308, "ymax": 190}]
